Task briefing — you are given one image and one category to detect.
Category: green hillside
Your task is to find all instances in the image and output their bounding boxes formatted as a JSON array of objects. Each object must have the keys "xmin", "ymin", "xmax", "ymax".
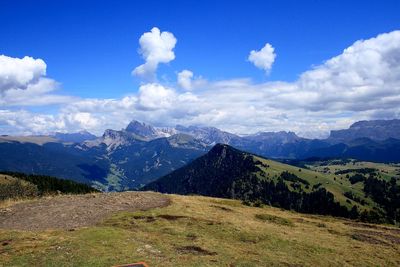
[
  {"xmin": 144, "ymin": 144, "xmax": 400, "ymax": 224},
  {"xmin": 306, "ymin": 159, "xmax": 400, "ymax": 181}
]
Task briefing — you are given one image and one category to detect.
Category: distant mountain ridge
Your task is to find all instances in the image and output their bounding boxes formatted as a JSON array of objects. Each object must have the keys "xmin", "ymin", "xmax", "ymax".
[
  {"xmin": 1, "ymin": 119, "xmax": 400, "ymax": 191},
  {"xmin": 329, "ymin": 119, "xmax": 400, "ymax": 142},
  {"xmin": 52, "ymin": 131, "xmax": 97, "ymax": 143}
]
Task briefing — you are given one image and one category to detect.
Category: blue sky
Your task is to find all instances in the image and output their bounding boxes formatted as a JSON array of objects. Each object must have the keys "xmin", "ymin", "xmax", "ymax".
[
  {"xmin": 2, "ymin": 0, "xmax": 399, "ymax": 97},
  {"xmin": 1, "ymin": 0, "xmax": 400, "ymax": 137}
]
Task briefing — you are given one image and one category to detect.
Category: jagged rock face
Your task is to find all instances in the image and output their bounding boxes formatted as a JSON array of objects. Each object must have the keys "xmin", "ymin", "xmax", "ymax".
[
  {"xmin": 175, "ymin": 125, "xmax": 241, "ymax": 145},
  {"xmin": 166, "ymin": 133, "xmax": 207, "ymax": 150},
  {"xmin": 101, "ymin": 129, "xmax": 137, "ymax": 151},
  {"xmin": 125, "ymin": 120, "xmax": 158, "ymax": 138},
  {"xmin": 233, "ymin": 131, "xmax": 307, "ymax": 158},
  {"xmin": 125, "ymin": 120, "xmax": 178, "ymax": 140},
  {"xmin": 106, "ymin": 121, "xmax": 302, "ymax": 153},
  {"xmin": 2, "ymin": 119, "xmax": 400, "ymax": 192},
  {"xmin": 329, "ymin": 119, "xmax": 400, "ymax": 141}
]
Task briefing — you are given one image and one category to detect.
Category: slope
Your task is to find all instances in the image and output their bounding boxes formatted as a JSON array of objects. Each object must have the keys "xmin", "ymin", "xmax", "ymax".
[
  {"xmin": 1, "ymin": 192, "xmax": 399, "ymax": 266},
  {"xmin": 143, "ymin": 144, "xmax": 399, "ymax": 223}
]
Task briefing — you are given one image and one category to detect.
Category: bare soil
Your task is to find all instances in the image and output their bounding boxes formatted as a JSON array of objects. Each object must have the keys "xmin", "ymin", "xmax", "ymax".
[
  {"xmin": 344, "ymin": 221, "xmax": 400, "ymax": 235},
  {"xmin": 352, "ymin": 229, "xmax": 400, "ymax": 245},
  {"xmin": 0, "ymin": 191, "xmax": 170, "ymax": 230}
]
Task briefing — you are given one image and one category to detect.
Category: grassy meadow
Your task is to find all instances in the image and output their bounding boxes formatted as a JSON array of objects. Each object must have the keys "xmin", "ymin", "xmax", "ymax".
[{"xmin": 1, "ymin": 193, "xmax": 399, "ymax": 266}]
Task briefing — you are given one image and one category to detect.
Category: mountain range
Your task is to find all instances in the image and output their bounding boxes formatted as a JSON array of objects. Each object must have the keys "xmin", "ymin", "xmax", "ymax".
[{"xmin": 1, "ymin": 119, "xmax": 400, "ymax": 190}]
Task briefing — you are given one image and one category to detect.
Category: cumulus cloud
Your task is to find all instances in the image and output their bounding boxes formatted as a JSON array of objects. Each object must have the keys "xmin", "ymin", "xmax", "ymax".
[
  {"xmin": 137, "ymin": 83, "xmax": 176, "ymax": 110},
  {"xmin": 64, "ymin": 112, "xmax": 100, "ymax": 129},
  {"xmin": 132, "ymin": 27, "xmax": 177, "ymax": 80},
  {"xmin": 177, "ymin": 70, "xmax": 193, "ymax": 90},
  {"xmin": 2, "ymin": 30, "xmax": 400, "ymax": 138},
  {"xmin": 0, "ymin": 55, "xmax": 72, "ymax": 106},
  {"xmin": 0, "ymin": 78, "xmax": 73, "ymax": 106},
  {"xmin": 177, "ymin": 70, "xmax": 206, "ymax": 91},
  {"xmin": 248, "ymin": 43, "xmax": 276, "ymax": 73},
  {"xmin": 0, "ymin": 109, "xmax": 66, "ymax": 135},
  {"xmin": 0, "ymin": 55, "xmax": 46, "ymax": 92},
  {"xmin": 283, "ymin": 30, "xmax": 400, "ymax": 112}
]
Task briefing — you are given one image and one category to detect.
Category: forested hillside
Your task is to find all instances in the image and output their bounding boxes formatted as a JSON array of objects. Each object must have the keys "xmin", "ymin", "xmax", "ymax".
[{"xmin": 144, "ymin": 144, "xmax": 400, "ymax": 224}]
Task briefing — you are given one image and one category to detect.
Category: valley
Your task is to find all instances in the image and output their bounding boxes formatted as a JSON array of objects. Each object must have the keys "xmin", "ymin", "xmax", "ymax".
[
  {"xmin": 2, "ymin": 4, "xmax": 400, "ymax": 266},
  {"xmin": 1, "ymin": 119, "xmax": 400, "ymax": 191},
  {"xmin": 1, "ymin": 119, "xmax": 400, "ymax": 225}
]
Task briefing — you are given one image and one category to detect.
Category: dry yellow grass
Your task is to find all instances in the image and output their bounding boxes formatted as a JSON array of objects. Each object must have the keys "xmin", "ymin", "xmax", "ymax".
[{"xmin": 0, "ymin": 193, "xmax": 399, "ymax": 266}]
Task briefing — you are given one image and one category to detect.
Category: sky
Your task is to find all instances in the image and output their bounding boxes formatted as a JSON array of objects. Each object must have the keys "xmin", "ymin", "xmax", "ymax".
[{"xmin": 0, "ymin": 0, "xmax": 400, "ymax": 138}]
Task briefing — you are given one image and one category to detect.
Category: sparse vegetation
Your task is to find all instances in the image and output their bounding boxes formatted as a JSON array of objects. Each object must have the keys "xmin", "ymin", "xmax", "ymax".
[
  {"xmin": 280, "ymin": 170, "xmax": 310, "ymax": 185},
  {"xmin": 349, "ymin": 173, "xmax": 366, "ymax": 184},
  {"xmin": 344, "ymin": 191, "xmax": 366, "ymax": 205},
  {"xmin": 144, "ymin": 144, "xmax": 400, "ymax": 224},
  {"xmin": 335, "ymin": 168, "xmax": 377, "ymax": 175},
  {"xmin": 1, "ymin": 193, "xmax": 399, "ymax": 266},
  {"xmin": 0, "ymin": 172, "xmax": 98, "ymax": 200},
  {"xmin": 0, "ymin": 175, "xmax": 38, "ymax": 200},
  {"xmin": 255, "ymin": 213, "xmax": 294, "ymax": 226}
]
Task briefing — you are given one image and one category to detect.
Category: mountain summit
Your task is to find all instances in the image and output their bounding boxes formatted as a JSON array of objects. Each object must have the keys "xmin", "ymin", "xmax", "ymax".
[
  {"xmin": 143, "ymin": 143, "xmax": 400, "ymax": 223},
  {"xmin": 125, "ymin": 120, "xmax": 159, "ymax": 138},
  {"xmin": 142, "ymin": 143, "xmax": 261, "ymax": 197},
  {"xmin": 1, "ymin": 119, "xmax": 400, "ymax": 192},
  {"xmin": 329, "ymin": 119, "xmax": 400, "ymax": 141}
]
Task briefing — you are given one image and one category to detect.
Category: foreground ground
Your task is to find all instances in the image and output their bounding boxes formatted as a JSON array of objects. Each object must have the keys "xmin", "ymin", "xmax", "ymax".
[
  {"xmin": 0, "ymin": 192, "xmax": 169, "ymax": 230},
  {"xmin": 0, "ymin": 192, "xmax": 399, "ymax": 266}
]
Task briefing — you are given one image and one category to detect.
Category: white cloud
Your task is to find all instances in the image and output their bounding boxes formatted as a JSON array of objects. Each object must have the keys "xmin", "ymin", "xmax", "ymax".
[
  {"xmin": 0, "ymin": 55, "xmax": 46, "ymax": 92},
  {"xmin": 132, "ymin": 27, "xmax": 177, "ymax": 80},
  {"xmin": 2, "ymin": 30, "xmax": 400, "ymax": 138},
  {"xmin": 177, "ymin": 70, "xmax": 193, "ymax": 90},
  {"xmin": 177, "ymin": 70, "xmax": 206, "ymax": 91},
  {"xmin": 248, "ymin": 43, "xmax": 276, "ymax": 73},
  {"xmin": 0, "ymin": 78, "xmax": 73, "ymax": 106},
  {"xmin": 283, "ymin": 30, "xmax": 400, "ymax": 112},
  {"xmin": 64, "ymin": 112, "xmax": 100, "ymax": 129},
  {"xmin": 0, "ymin": 55, "xmax": 72, "ymax": 106},
  {"xmin": 0, "ymin": 109, "xmax": 66, "ymax": 135},
  {"xmin": 136, "ymin": 83, "xmax": 176, "ymax": 110}
]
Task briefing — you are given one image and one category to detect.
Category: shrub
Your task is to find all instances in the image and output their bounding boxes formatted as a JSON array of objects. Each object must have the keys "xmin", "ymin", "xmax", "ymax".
[{"xmin": 0, "ymin": 179, "xmax": 39, "ymax": 200}]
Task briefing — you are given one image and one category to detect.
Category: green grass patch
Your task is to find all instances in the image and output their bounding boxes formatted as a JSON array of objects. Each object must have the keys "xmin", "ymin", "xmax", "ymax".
[
  {"xmin": 1, "ymin": 194, "xmax": 400, "ymax": 266},
  {"xmin": 255, "ymin": 213, "xmax": 294, "ymax": 226}
]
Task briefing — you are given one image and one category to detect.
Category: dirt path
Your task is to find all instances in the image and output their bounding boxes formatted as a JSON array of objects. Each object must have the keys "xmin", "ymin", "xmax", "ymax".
[{"xmin": 0, "ymin": 191, "xmax": 170, "ymax": 230}]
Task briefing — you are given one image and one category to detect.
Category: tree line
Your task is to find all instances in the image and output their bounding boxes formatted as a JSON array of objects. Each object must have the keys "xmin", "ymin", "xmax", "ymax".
[{"xmin": 0, "ymin": 171, "xmax": 98, "ymax": 200}]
